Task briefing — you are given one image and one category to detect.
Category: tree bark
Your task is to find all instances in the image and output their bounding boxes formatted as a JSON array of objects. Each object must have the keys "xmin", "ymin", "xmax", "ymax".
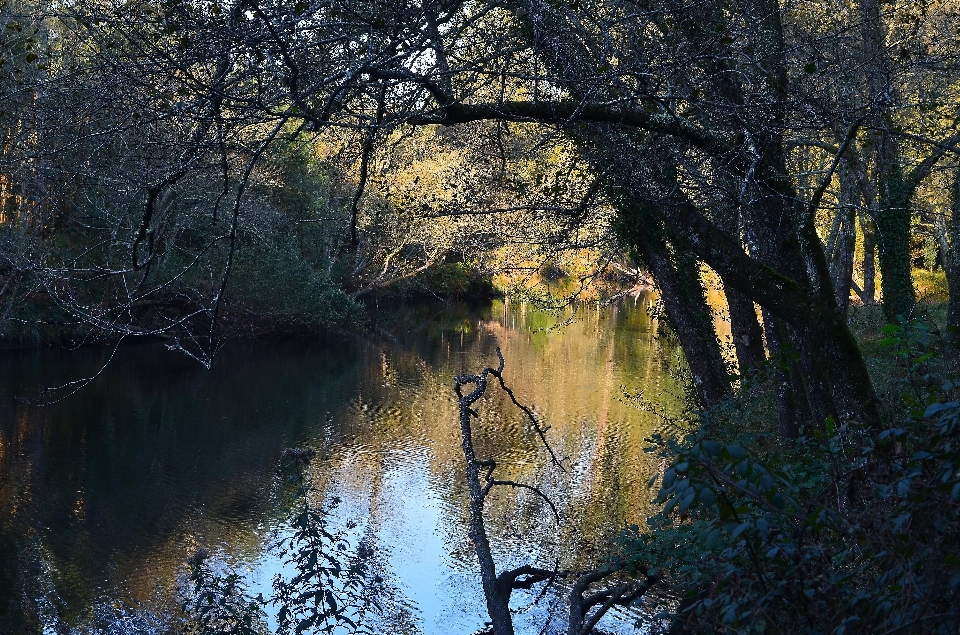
[
  {"xmin": 728, "ymin": 287, "xmax": 766, "ymax": 375},
  {"xmin": 608, "ymin": 142, "xmax": 881, "ymax": 428},
  {"xmin": 831, "ymin": 161, "xmax": 858, "ymax": 314},
  {"xmin": 455, "ymin": 371, "xmax": 515, "ymax": 635},
  {"xmin": 616, "ymin": 202, "xmax": 731, "ymax": 408},
  {"xmin": 947, "ymin": 168, "xmax": 960, "ymax": 368},
  {"xmin": 876, "ymin": 167, "xmax": 916, "ymax": 322},
  {"xmin": 717, "ymin": 195, "xmax": 767, "ymax": 375},
  {"xmin": 861, "ymin": 212, "xmax": 878, "ymax": 305},
  {"xmin": 761, "ymin": 309, "xmax": 805, "ymax": 438},
  {"xmin": 858, "ymin": 0, "xmax": 915, "ymax": 322}
]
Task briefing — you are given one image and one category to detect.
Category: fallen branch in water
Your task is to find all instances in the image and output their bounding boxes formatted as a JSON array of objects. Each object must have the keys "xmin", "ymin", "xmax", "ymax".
[{"xmin": 454, "ymin": 348, "xmax": 656, "ymax": 635}]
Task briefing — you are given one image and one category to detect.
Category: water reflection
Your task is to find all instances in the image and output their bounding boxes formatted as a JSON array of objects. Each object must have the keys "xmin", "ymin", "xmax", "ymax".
[{"xmin": 0, "ymin": 297, "xmax": 681, "ymax": 634}]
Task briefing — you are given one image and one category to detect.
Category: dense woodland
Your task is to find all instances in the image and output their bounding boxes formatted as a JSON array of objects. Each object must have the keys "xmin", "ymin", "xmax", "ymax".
[{"xmin": 2, "ymin": 0, "xmax": 960, "ymax": 633}]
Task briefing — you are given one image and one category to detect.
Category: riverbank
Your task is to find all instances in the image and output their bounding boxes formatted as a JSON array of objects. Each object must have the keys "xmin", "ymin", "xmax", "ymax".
[{"xmin": 0, "ymin": 259, "xmax": 647, "ymax": 351}]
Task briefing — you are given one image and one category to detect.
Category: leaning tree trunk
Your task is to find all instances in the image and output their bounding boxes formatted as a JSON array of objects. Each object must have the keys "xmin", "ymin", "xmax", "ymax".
[
  {"xmin": 615, "ymin": 202, "xmax": 731, "ymax": 408},
  {"xmin": 514, "ymin": 0, "xmax": 882, "ymax": 430},
  {"xmin": 454, "ymin": 353, "xmax": 656, "ymax": 635},
  {"xmin": 456, "ymin": 379, "xmax": 515, "ymax": 635},
  {"xmin": 575, "ymin": 47, "xmax": 878, "ymax": 430}
]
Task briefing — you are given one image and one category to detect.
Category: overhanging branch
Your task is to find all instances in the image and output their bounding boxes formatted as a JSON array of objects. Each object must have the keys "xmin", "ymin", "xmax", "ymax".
[{"xmin": 402, "ymin": 100, "xmax": 735, "ymax": 156}]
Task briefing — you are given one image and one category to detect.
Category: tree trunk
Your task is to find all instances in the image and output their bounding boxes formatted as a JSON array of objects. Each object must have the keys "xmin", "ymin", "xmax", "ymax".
[
  {"xmin": 616, "ymin": 202, "xmax": 731, "ymax": 408},
  {"xmin": 728, "ymin": 287, "xmax": 766, "ymax": 375},
  {"xmin": 831, "ymin": 161, "xmax": 858, "ymax": 314},
  {"xmin": 876, "ymin": 167, "xmax": 916, "ymax": 322},
  {"xmin": 861, "ymin": 212, "xmax": 877, "ymax": 305},
  {"xmin": 738, "ymin": 165, "xmax": 840, "ymax": 431},
  {"xmin": 859, "ymin": 0, "xmax": 915, "ymax": 322},
  {"xmin": 607, "ymin": 140, "xmax": 882, "ymax": 428},
  {"xmin": 947, "ymin": 168, "xmax": 960, "ymax": 367},
  {"xmin": 719, "ymin": 195, "xmax": 767, "ymax": 376},
  {"xmin": 456, "ymin": 376, "xmax": 515, "ymax": 635},
  {"xmin": 762, "ymin": 309, "xmax": 804, "ymax": 439}
]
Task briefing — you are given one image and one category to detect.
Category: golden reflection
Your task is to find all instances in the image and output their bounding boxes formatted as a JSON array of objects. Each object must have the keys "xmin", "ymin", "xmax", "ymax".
[{"xmin": 0, "ymin": 299, "xmax": 680, "ymax": 633}]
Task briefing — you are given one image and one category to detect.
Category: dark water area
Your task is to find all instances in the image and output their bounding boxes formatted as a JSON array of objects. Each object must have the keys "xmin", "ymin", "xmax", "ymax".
[{"xmin": 0, "ymin": 298, "xmax": 683, "ymax": 635}]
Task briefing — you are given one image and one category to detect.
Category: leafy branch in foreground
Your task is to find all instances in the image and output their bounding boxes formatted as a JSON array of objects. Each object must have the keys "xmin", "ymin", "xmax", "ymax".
[
  {"xmin": 271, "ymin": 448, "xmax": 379, "ymax": 635},
  {"xmin": 182, "ymin": 549, "xmax": 269, "ymax": 635},
  {"xmin": 181, "ymin": 447, "xmax": 382, "ymax": 635},
  {"xmin": 628, "ymin": 318, "xmax": 960, "ymax": 635}
]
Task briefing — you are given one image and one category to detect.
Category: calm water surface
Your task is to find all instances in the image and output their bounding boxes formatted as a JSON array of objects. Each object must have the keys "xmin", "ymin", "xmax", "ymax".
[{"xmin": 0, "ymin": 298, "xmax": 683, "ymax": 634}]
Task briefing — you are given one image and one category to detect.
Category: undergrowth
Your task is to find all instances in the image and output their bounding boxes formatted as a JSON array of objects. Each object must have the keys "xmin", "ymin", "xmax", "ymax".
[{"xmin": 626, "ymin": 315, "xmax": 960, "ymax": 635}]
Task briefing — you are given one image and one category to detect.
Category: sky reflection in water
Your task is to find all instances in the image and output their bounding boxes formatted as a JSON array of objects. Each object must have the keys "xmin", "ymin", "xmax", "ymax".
[{"xmin": 0, "ymin": 297, "xmax": 683, "ymax": 634}]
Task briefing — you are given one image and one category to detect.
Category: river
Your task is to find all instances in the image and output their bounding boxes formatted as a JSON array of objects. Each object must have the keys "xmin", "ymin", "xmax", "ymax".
[{"xmin": 0, "ymin": 297, "xmax": 683, "ymax": 635}]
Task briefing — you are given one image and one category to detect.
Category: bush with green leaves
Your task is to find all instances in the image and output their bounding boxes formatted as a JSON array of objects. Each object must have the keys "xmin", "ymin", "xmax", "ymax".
[
  {"xmin": 627, "ymin": 318, "xmax": 960, "ymax": 635},
  {"xmin": 229, "ymin": 241, "xmax": 364, "ymax": 332},
  {"xmin": 181, "ymin": 449, "xmax": 381, "ymax": 635}
]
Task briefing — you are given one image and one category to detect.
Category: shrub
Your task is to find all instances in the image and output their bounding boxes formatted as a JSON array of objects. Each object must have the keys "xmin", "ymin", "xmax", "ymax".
[
  {"xmin": 628, "ymin": 318, "xmax": 960, "ymax": 635},
  {"xmin": 229, "ymin": 242, "xmax": 364, "ymax": 331}
]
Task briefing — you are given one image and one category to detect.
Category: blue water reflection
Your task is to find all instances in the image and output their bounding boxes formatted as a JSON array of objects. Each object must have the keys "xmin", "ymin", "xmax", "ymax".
[{"xmin": 0, "ymin": 297, "xmax": 679, "ymax": 634}]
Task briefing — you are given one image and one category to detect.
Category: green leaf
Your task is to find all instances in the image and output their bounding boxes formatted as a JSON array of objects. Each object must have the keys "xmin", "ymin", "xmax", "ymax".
[
  {"xmin": 700, "ymin": 487, "xmax": 716, "ymax": 505},
  {"xmin": 664, "ymin": 496, "xmax": 680, "ymax": 515},
  {"xmin": 705, "ymin": 527, "xmax": 722, "ymax": 549},
  {"xmin": 756, "ymin": 517, "xmax": 770, "ymax": 537},
  {"xmin": 662, "ymin": 468, "xmax": 676, "ymax": 488},
  {"xmin": 923, "ymin": 401, "xmax": 959, "ymax": 418},
  {"xmin": 702, "ymin": 439, "xmax": 722, "ymax": 456},
  {"xmin": 727, "ymin": 445, "xmax": 746, "ymax": 459}
]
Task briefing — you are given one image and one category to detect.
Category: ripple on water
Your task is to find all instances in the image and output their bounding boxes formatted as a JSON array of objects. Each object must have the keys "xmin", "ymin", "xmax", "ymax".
[{"xmin": 1, "ymin": 299, "xmax": 676, "ymax": 635}]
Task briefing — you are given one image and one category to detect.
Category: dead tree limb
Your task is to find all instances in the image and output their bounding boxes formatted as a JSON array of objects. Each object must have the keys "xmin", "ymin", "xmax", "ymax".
[
  {"xmin": 568, "ymin": 563, "xmax": 655, "ymax": 635},
  {"xmin": 454, "ymin": 349, "xmax": 656, "ymax": 635}
]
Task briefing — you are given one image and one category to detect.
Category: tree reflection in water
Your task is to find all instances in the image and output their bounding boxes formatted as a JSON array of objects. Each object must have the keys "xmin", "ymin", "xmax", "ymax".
[{"xmin": 0, "ymin": 298, "xmax": 682, "ymax": 634}]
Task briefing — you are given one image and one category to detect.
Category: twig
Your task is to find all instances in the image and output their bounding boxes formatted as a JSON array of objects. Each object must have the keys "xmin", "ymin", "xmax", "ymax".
[{"xmin": 18, "ymin": 335, "xmax": 127, "ymax": 406}]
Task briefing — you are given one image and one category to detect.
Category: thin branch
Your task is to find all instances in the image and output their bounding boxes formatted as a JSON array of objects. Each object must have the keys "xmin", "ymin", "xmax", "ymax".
[
  {"xmin": 806, "ymin": 117, "xmax": 866, "ymax": 220},
  {"xmin": 19, "ymin": 335, "xmax": 127, "ymax": 406}
]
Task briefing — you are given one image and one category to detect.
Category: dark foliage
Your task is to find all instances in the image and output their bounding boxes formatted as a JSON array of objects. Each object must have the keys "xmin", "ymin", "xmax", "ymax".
[
  {"xmin": 629, "ymin": 318, "xmax": 960, "ymax": 634},
  {"xmin": 181, "ymin": 449, "xmax": 382, "ymax": 635}
]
